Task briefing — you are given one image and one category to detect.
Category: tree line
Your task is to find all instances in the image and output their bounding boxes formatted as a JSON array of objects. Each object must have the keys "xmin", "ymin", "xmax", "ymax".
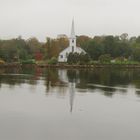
[{"xmin": 1, "ymin": 33, "xmax": 140, "ymax": 64}]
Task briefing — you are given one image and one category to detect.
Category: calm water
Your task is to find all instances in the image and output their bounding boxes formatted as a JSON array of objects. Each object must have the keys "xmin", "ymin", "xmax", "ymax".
[{"xmin": 0, "ymin": 67, "xmax": 140, "ymax": 140}]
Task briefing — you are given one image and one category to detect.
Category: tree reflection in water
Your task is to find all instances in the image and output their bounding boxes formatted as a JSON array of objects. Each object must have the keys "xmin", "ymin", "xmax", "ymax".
[{"xmin": 0, "ymin": 67, "xmax": 140, "ymax": 98}]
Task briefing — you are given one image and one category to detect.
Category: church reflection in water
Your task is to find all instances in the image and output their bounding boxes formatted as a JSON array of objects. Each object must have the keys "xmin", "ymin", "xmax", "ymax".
[
  {"xmin": 69, "ymin": 83, "xmax": 75, "ymax": 113},
  {"xmin": 58, "ymin": 69, "xmax": 76, "ymax": 113},
  {"xmin": 46, "ymin": 68, "xmax": 140, "ymax": 102},
  {"xmin": 1, "ymin": 67, "xmax": 140, "ymax": 110}
]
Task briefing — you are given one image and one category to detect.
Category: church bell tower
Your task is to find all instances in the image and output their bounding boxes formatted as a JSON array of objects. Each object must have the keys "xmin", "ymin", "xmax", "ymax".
[{"xmin": 69, "ymin": 19, "xmax": 76, "ymax": 53}]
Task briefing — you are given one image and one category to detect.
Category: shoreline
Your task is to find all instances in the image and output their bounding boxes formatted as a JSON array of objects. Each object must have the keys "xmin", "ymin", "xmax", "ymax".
[{"xmin": 1, "ymin": 63, "xmax": 140, "ymax": 69}]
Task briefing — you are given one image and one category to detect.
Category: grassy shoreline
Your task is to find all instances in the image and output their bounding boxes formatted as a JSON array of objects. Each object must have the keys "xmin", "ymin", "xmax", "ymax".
[{"xmin": 1, "ymin": 63, "xmax": 140, "ymax": 69}]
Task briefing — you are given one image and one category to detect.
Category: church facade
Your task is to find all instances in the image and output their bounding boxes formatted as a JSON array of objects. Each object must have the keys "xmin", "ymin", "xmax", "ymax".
[{"xmin": 58, "ymin": 20, "xmax": 86, "ymax": 62}]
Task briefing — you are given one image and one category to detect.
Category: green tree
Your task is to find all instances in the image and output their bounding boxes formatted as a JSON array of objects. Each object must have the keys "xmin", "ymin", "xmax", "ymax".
[{"xmin": 132, "ymin": 47, "xmax": 140, "ymax": 61}]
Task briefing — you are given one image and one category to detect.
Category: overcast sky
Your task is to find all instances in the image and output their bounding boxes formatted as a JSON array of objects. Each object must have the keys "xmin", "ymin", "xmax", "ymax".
[{"xmin": 0, "ymin": 0, "xmax": 140, "ymax": 41}]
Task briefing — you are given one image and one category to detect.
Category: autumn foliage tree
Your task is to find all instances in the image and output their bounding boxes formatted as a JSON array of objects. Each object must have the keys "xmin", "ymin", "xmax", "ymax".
[{"xmin": 44, "ymin": 37, "xmax": 69, "ymax": 60}]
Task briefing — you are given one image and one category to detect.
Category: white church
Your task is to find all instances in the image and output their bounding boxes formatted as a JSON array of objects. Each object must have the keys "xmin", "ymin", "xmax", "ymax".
[{"xmin": 58, "ymin": 20, "xmax": 86, "ymax": 62}]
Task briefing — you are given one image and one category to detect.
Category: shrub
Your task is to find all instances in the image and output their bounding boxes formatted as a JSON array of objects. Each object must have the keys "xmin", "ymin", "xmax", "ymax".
[
  {"xmin": 67, "ymin": 52, "xmax": 90, "ymax": 65},
  {"xmin": 67, "ymin": 52, "xmax": 80, "ymax": 64},
  {"xmin": 89, "ymin": 61, "xmax": 98, "ymax": 65},
  {"xmin": 99, "ymin": 54, "xmax": 111, "ymax": 64},
  {"xmin": 79, "ymin": 53, "xmax": 90, "ymax": 65},
  {"xmin": 21, "ymin": 59, "xmax": 36, "ymax": 64},
  {"xmin": 48, "ymin": 57, "xmax": 58, "ymax": 65}
]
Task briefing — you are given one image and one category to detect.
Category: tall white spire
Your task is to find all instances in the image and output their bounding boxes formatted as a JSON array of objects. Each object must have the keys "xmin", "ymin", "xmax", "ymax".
[
  {"xmin": 69, "ymin": 18, "xmax": 76, "ymax": 52},
  {"xmin": 71, "ymin": 18, "xmax": 76, "ymax": 38}
]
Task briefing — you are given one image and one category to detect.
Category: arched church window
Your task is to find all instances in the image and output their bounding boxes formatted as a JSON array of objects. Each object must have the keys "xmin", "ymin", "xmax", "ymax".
[{"xmin": 72, "ymin": 40, "xmax": 74, "ymax": 43}]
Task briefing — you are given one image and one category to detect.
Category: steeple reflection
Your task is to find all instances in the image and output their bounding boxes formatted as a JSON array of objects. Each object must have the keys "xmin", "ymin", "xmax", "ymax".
[{"xmin": 69, "ymin": 82, "xmax": 75, "ymax": 113}]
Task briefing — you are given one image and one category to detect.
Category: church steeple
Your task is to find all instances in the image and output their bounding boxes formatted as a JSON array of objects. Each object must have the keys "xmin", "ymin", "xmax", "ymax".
[
  {"xmin": 69, "ymin": 19, "xmax": 76, "ymax": 52},
  {"xmin": 71, "ymin": 19, "xmax": 76, "ymax": 38}
]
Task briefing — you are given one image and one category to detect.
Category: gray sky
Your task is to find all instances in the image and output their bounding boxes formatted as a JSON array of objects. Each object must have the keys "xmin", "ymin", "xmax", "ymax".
[{"xmin": 0, "ymin": 0, "xmax": 140, "ymax": 41}]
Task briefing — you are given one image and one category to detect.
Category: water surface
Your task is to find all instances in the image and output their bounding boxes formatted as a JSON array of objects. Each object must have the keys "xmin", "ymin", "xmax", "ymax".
[{"xmin": 0, "ymin": 67, "xmax": 140, "ymax": 140}]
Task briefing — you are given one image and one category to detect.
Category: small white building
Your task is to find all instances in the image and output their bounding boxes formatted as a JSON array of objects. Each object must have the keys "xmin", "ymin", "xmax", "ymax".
[{"xmin": 58, "ymin": 20, "xmax": 86, "ymax": 62}]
